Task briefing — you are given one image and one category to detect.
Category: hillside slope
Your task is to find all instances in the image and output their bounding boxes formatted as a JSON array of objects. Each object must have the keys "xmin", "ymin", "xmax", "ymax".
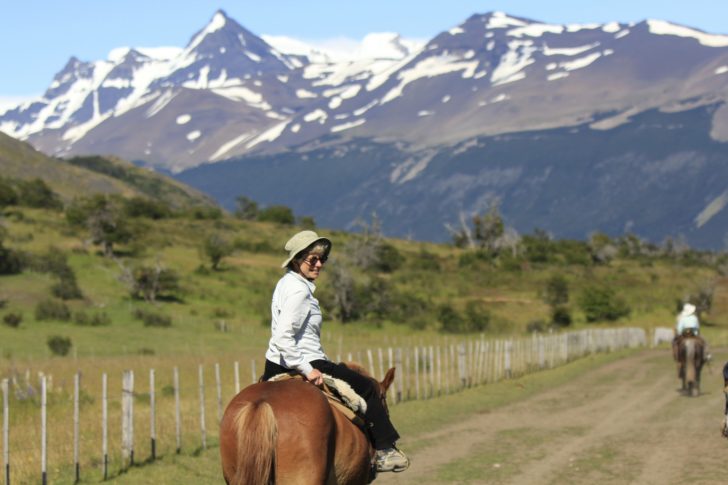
[{"xmin": 0, "ymin": 131, "xmax": 216, "ymax": 209}]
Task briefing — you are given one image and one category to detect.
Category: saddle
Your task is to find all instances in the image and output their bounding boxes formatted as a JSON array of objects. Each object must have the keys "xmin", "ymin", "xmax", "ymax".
[{"xmin": 268, "ymin": 373, "xmax": 367, "ymax": 429}]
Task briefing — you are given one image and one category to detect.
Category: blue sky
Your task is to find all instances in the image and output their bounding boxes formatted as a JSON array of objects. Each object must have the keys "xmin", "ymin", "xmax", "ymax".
[{"xmin": 2, "ymin": 0, "xmax": 727, "ymax": 104}]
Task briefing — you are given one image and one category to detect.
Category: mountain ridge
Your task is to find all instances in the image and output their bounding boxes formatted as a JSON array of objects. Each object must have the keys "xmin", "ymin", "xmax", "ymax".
[{"xmin": 2, "ymin": 10, "xmax": 728, "ymax": 248}]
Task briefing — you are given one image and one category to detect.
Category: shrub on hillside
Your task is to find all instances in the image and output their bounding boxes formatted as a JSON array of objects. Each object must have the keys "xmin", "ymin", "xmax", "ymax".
[
  {"xmin": 186, "ymin": 206, "xmax": 222, "ymax": 220},
  {"xmin": 66, "ymin": 195, "xmax": 134, "ymax": 256},
  {"xmin": 577, "ymin": 286, "xmax": 630, "ymax": 322},
  {"xmin": 123, "ymin": 197, "xmax": 172, "ymax": 219},
  {"xmin": 297, "ymin": 216, "xmax": 316, "ymax": 229},
  {"xmin": 2, "ymin": 312, "xmax": 22, "ymax": 328},
  {"xmin": 464, "ymin": 300, "xmax": 491, "ymax": 332},
  {"xmin": 0, "ymin": 243, "xmax": 23, "ymax": 275},
  {"xmin": 0, "ymin": 178, "xmax": 18, "ymax": 207},
  {"xmin": 35, "ymin": 299, "xmax": 71, "ymax": 321},
  {"xmin": 51, "ymin": 274, "xmax": 83, "ymax": 300},
  {"xmin": 543, "ymin": 275, "xmax": 569, "ymax": 307},
  {"xmin": 257, "ymin": 205, "xmax": 295, "ymax": 225},
  {"xmin": 73, "ymin": 310, "xmax": 111, "ymax": 326},
  {"xmin": 47, "ymin": 335, "xmax": 72, "ymax": 356},
  {"xmin": 127, "ymin": 265, "xmax": 180, "ymax": 302},
  {"xmin": 133, "ymin": 308, "xmax": 172, "ymax": 327},
  {"xmin": 372, "ymin": 242, "xmax": 404, "ymax": 273},
  {"xmin": 234, "ymin": 195, "xmax": 258, "ymax": 220},
  {"xmin": 201, "ymin": 233, "xmax": 233, "ymax": 270},
  {"xmin": 438, "ymin": 303, "xmax": 465, "ymax": 333},
  {"xmin": 551, "ymin": 305, "xmax": 572, "ymax": 327},
  {"xmin": 17, "ymin": 178, "xmax": 62, "ymax": 210}
]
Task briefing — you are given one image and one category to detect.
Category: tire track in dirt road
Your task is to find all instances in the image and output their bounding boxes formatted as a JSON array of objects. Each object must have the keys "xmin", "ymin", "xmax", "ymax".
[{"xmin": 377, "ymin": 349, "xmax": 728, "ymax": 485}]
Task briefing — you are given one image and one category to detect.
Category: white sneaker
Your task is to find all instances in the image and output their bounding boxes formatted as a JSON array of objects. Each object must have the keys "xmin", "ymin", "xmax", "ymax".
[{"xmin": 376, "ymin": 447, "xmax": 410, "ymax": 472}]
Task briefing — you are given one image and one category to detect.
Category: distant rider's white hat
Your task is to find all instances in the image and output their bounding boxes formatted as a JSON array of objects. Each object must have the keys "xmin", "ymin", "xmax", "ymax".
[{"xmin": 680, "ymin": 303, "xmax": 696, "ymax": 317}]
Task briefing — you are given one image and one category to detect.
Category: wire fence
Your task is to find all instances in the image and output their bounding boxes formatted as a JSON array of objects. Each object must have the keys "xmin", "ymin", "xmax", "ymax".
[{"xmin": 1, "ymin": 327, "xmax": 646, "ymax": 484}]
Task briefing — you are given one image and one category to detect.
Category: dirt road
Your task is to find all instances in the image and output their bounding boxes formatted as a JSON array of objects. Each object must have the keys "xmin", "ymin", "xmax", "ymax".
[{"xmin": 378, "ymin": 349, "xmax": 728, "ymax": 485}]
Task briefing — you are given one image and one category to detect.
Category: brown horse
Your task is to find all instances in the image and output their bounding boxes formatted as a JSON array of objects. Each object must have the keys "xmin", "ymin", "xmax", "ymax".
[
  {"xmin": 677, "ymin": 334, "xmax": 705, "ymax": 397},
  {"xmin": 220, "ymin": 363, "xmax": 395, "ymax": 485}
]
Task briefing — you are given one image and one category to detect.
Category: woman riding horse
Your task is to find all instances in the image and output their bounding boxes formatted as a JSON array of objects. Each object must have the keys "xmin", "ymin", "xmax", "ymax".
[{"xmin": 262, "ymin": 230, "xmax": 409, "ymax": 473}]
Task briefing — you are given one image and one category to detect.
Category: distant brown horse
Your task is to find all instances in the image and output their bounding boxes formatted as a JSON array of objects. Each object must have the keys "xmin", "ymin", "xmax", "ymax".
[
  {"xmin": 220, "ymin": 363, "xmax": 395, "ymax": 485},
  {"xmin": 677, "ymin": 334, "xmax": 705, "ymax": 397}
]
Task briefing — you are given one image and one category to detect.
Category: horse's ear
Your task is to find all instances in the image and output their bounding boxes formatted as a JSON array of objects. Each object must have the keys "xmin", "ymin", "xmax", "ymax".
[{"xmin": 381, "ymin": 367, "xmax": 396, "ymax": 392}]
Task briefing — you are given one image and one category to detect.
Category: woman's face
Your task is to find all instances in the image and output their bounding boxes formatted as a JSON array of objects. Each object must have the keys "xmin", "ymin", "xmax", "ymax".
[{"xmin": 297, "ymin": 252, "xmax": 327, "ymax": 281}]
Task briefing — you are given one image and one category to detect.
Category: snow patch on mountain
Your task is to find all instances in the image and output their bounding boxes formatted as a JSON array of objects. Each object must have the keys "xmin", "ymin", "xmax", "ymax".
[
  {"xmin": 695, "ymin": 190, "xmax": 728, "ymax": 227},
  {"xmin": 508, "ymin": 23, "xmax": 564, "ymax": 38},
  {"xmin": 647, "ymin": 20, "xmax": 728, "ymax": 47},
  {"xmin": 543, "ymin": 43, "xmax": 599, "ymax": 56},
  {"xmin": 380, "ymin": 56, "xmax": 479, "ymax": 104},
  {"xmin": 491, "ymin": 41, "xmax": 536, "ymax": 86},
  {"xmin": 485, "ymin": 12, "xmax": 527, "ymax": 29},
  {"xmin": 331, "ymin": 118, "xmax": 366, "ymax": 132}
]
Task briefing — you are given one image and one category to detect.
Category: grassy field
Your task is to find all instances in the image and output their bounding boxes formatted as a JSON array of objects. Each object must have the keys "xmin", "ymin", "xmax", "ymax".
[{"xmin": 1, "ymin": 203, "xmax": 727, "ymax": 483}]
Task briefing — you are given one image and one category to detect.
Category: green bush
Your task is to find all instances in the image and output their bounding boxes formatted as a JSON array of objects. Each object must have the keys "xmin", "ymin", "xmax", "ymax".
[
  {"xmin": 577, "ymin": 286, "xmax": 630, "ymax": 322},
  {"xmin": 551, "ymin": 305, "xmax": 572, "ymax": 327},
  {"xmin": 74, "ymin": 310, "xmax": 111, "ymax": 326},
  {"xmin": 133, "ymin": 308, "xmax": 172, "ymax": 327},
  {"xmin": 17, "ymin": 178, "xmax": 62, "ymax": 209},
  {"xmin": 438, "ymin": 303, "xmax": 465, "ymax": 333},
  {"xmin": 47, "ymin": 335, "xmax": 72, "ymax": 356},
  {"xmin": 373, "ymin": 243, "xmax": 404, "ymax": 273},
  {"xmin": 123, "ymin": 197, "xmax": 172, "ymax": 219},
  {"xmin": 257, "ymin": 205, "xmax": 294, "ymax": 225},
  {"xmin": 543, "ymin": 275, "xmax": 569, "ymax": 307},
  {"xmin": 186, "ymin": 206, "xmax": 223, "ymax": 220},
  {"xmin": 201, "ymin": 234, "xmax": 233, "ymax": 270},
  {"xmin": 0, "ymin": 178, "xmax": 18, "ymax": 207},
  {"xmin": 464, "ymin": 300, "xmax": 491, "ymax": 332},
  {"xmin": 2, "ymin": 312, "xmax": 22, "ymax": 328},
  {"xmin": 51, "ymin": 274, "xmax": 83, "ymax": 300},
  {"xmin": 0, "ymin": 243, "xmax": 23, "ymax": 275},
  {"xmin": 35, "ymin": 299, "xmax": 71, "ymax": 321}
]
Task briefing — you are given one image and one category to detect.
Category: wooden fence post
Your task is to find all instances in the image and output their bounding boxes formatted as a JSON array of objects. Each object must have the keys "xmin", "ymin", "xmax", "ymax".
[
  {"xmin": 198, "ymin": 365, "xmax": 207, "ymax": 451},
  {"xmin": 174, "ymin": 367, "xmax": 181, "ymax": 454},
  {"xmin": 428, "ymin": 346, "xmax": 435, "ymax": 398},
  {"xmin": 41, "ymin": 375, "xmax": 47, "ymax": 485},
  {"xmin": 150, "ymin": 369, "xmax": 156, "ymax": 461},
  {"xmin": 2, "ymin": 378, "xmax": 9, "ymax": 485},
  {"xmin": 414, "ymin": 347, "xmax": 420, "ymax": 400},
  {"xmin": 74, "ymin": 372, "xmax": 80, "ymax": 483},
  {"xmin": 505, "ymin": 340, "xmax": 512, "ymax": 379},
  {"xmin": 458, "ymin": 343, "xmax": 467, "ymax": 388},
  {"xmin": 234, "ymin": 361, "xmax": 240, "ymax": 394},
  {"xmin": 215, "ymin": 363, "xmax": 222, "ymax": 423},
  {"xmin": 122, "ymin": 370, "xmax": 134, "ymax": 466},
  {"xmin": 102, "ymin": 373, "xmax": 108, "ymax": 480}
]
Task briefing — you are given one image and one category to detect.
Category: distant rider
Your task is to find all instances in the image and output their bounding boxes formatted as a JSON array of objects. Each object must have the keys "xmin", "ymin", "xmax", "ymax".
[{"xmin": 672, "ymin": 303, "xmax": 709, "ymax": 361}]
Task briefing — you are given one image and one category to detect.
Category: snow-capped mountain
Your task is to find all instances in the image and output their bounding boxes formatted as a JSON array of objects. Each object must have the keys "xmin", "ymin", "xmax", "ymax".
[
  {"xmin": 0, "ymin": 10, "xmax": 425, "ymax": 171},
  {"xmin": 2, "ymin": 10, "xmax": 727, "ymax": 173},
  {"xmin": 3, "ymin": 10, "xmax": 728, "ymax": 247}
]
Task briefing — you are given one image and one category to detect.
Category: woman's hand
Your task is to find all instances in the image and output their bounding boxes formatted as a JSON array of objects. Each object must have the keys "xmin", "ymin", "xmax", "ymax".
[{"xmin": 306, "ymin": 368, "xmax": 324, "ymax": 386}]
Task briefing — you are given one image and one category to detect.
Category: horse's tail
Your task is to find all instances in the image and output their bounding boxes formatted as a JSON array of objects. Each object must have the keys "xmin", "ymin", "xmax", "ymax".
[{"xmin": 232, "ymin": 401, "xmax": 277, "ymax": 485}]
